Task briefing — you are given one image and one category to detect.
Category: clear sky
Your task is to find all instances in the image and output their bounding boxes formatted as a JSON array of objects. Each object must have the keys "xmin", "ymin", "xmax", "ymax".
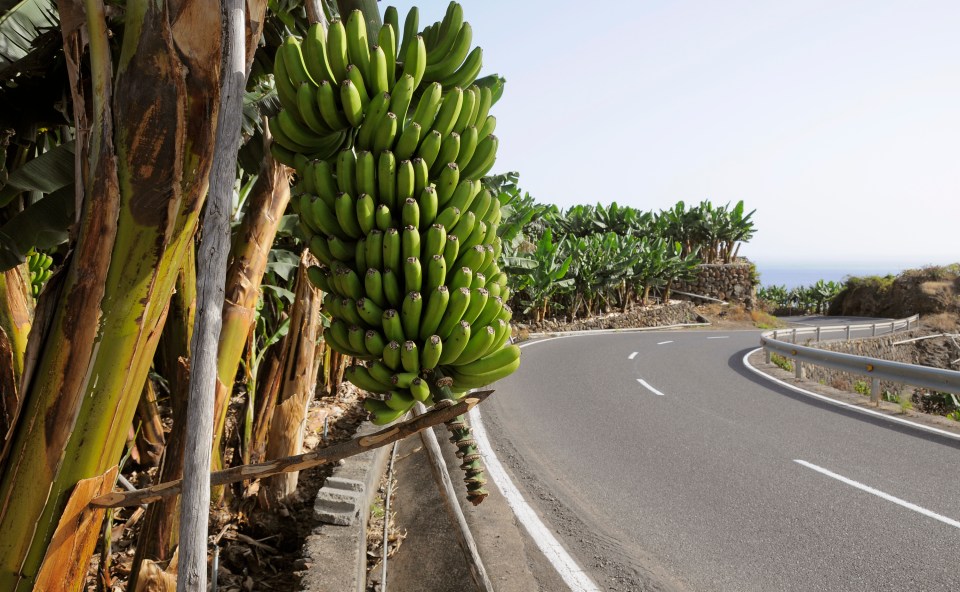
[{"xmin": 383, "ymin": 1, "xmax": 960, "ymax": 267}]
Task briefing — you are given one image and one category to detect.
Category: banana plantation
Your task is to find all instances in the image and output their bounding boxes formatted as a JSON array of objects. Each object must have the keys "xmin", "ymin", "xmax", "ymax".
[
  {"xmin": 757, "ymin": 280, "xmax": 844, "ymax": 315},
  {"xmin": 0, "ymin": 0, "xmax": 756, "ymax": 588},
  {"xmin": 492, "ymin": 173, "xmax": 756, "ymax": 322}
]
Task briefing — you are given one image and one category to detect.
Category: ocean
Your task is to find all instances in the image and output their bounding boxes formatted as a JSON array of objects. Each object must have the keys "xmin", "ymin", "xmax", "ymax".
[{"xmin": 754, "ymin": 264, "xmax": 908, "ymax": 289}]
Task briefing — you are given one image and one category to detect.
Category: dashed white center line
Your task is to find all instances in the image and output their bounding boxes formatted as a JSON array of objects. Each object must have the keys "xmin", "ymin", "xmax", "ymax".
[
  {"xmin": 637, "ymin": 379, "xmax": 666, "ymax": 396},
  {"xmin": 657, "ymin": 340, "xmax": 673, "ymax": 345},
  {"xmin": 628, "ymin": 351, "xmax": 638, "ymax": 360},
  {"xmin": 707, "ymin": 336, "xmax": 729, "ymax": 339},
  {"xmin": 794, "ymin": 460, "xmax": 960, "ymax": 529}
]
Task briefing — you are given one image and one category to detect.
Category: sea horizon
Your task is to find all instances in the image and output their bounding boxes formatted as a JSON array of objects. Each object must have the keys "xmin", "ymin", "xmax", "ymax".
[{"xmin": 749, "ymin": 258, "xmax": 958, "ymax": 290}]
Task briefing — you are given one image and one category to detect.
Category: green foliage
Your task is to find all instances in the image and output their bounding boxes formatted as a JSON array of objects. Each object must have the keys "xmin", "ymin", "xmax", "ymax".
[
  {"xmin": 758, "ymin": 279, "xmax": 843, "ymax": 315},
  {"xmin": 853, "ymin": 380, "xmax": 870, "ymax": 396},
  {"xmin": 771, "ymin": 353, "xmax": 793, "ymax": 372}
]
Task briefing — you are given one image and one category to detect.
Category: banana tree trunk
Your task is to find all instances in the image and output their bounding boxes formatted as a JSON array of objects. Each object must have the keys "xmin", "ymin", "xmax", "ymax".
[
  {"xmin": 210, "ymin": 145, "xmax": 292, "ymax": 476},
  {"xmin": 261, "ymin": 252, "xmax": 323, "ymax": 505},
  {"xmin": 0, "ymin": 266, "xmax": 31, "ymax": 443},
  {"xmin": 0, "ymin": 0, "xmax": 223, "ymax": 587},
  {"xmin": 134, "ymin": 379, "xmax": 165, "ymax": 468}
]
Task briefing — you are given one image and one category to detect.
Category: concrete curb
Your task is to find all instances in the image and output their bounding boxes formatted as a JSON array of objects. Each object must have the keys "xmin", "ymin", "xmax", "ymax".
[{"xmin": 299, "ymin": 421, "xmax": 392, "ymax": 592}]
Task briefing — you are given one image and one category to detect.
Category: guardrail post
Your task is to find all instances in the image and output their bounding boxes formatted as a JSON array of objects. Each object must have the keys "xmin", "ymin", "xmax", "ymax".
[
  {"xmin": 795, "ymin": 359, "xmax": 804, "ymax": 380},
  {"xmin": 765, "ymin": 347, "xmax": 771, "ymax": 364},
  {"xmin": 816, "ymin": 327, "xmax": 821, "ymax": 342},
  {"xmin": 791, "ymin": 328, "xmax": 797, "ymax": 344},
  {"xmin": 890, "ymin": 320, "xmax": 895, "ymax": 333},
  {"xmin": 845, "ymin": 325, "xmax": 851, "ymax": 341},
  {"xmin": 871, "ymin": 323, "xmax": 877, "ymax": 337},
  {"xmin": 871, "ymin": 378, "xmax": 881, "ymax": 406}
]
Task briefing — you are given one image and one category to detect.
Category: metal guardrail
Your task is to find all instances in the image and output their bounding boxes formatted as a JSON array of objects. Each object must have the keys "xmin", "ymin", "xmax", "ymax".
[{"xmin": 760, "ymin": 315, "xmax": 960, "ymax": 401}]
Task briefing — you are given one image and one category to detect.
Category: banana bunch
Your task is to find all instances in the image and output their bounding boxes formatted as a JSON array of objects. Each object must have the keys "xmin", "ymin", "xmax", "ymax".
[
  {"xmin": 26, "ymin": 250, "xmax": 53, "ymax": 298},
  {"xmin": 272, "ymin": 2, "xmax": 512, "ymax": 504},
  {"xmin": 269, "ymin": 3, "xmax": 499, "ymax": 174}
]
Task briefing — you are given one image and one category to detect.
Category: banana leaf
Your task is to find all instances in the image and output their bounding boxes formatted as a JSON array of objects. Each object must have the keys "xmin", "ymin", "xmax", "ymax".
[
  {"xmin": 0, "ymin": 140, "xmax": 74, "ymax": 206},
  {"xmin": 0, "ymin": 184, "xmax": 73, "ymax": 270},
  {"xmin": 0, "ymin": 0, "xmax": 58, "ymax": 64}
]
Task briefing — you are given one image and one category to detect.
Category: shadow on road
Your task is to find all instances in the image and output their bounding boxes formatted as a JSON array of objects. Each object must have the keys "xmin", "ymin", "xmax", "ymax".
[{"xmin": 727, "ymin": 347, "xmax": 960, "ymax": 451}]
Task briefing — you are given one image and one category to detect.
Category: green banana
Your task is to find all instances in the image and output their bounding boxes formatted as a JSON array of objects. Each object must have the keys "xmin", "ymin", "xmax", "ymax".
[
  {"xmin": 340, "ymin": 79, "xmax": 365, "ymax": 127},
  {"xmin": 425, "ymin": 254, "xmax": 447, "ymax": 298},
  {"xmin": 453, "ymin": 87, "xmax": 477, "ymax": 134},
  {"xmin": 327, "ymin": 235, "xmax": 357, "ymax": 263},
  {"xmin": 470, "ymin": 271, "xmax": 485, "ymax": 290},
  {"xmin": 447, "ymin": 357, "xmax": 520, "ymax": 389},
  {"xmin": 356, "ymin": 150, "xmax": 377, "ymax": 198},
  {"xmin": 401, "ymin": 35, "xmax": 427, "ymax": 89},
  {"xmin": 454, "ymin": 324, "xmax": 496, "ymax": 365},
  {"xmin": 471, "ymin": 86, "xmax": 492, "ymax": 129},
  {"xmin": 419, "ymin": 186, "xmax": 439, "ymax": 229},
  {"xmin": 382, "ymin": 227, "xmax": 401, "ymax": 274},
  {"xmin": 401, "ymin": 197, "xmax": 419, "ymax": 229},
  {"xmin": 461, "ymin": 287, "xmax": 489, "ymax": 325},
  {"xmin": 317, "ymin": 79, "xmax": 349, "ymax": 130},
  {"xmin": 402, "ymin": 225, "xmax": 421, "ymax": 261},
  {"xmin": 435, "ymin": 163, "xmax": 460, "ymax": 206},
  {"xmin": 365, "ymin": 268, "xmax": 386, "ymax": 308},
  {"xmin": 447, "ymin": 210, "xmax": 475, "ymax": 245},
  {"xmin": 450, "ymin": 266, "xmax": 473, "ymax": 291},
  {"xmin": 437, "ymin": 321, "xmax": 471, "ymax": 364},
  {"xmin": 477, "ymin": 115, "xmax": 496, "ymax": 141},
  {"xmin": 372, "ymin": 112, "xmax": 398, "ymax": 154},
  {"xmin": 311, "ymin": 159, "xmax": 339, "ymax": 205},
  {"xmin": 424, "ymin": 22, "xmax": 472, "ymax": 82},
  {"xmin": 383, "ymin": 267, "xmax": 402, "ymax": 307},
  {"xmin": 403, "ymin": 256, "xmax": 422, "ymax": 293},
  {"xmin": 385, "ymin": 388, "xmax": 416, "ymax": 412},
  {"xmin": 365, "ymin": 229, "xmax": 384, "ymax": 270},
  {"xmin": 455, "ymin": 125, "xmax": 478, "ymax": 169},
  {"xmin": 310, "ymin": 196, "xmax": 349, "ymax": 240},
  {"xmin": 409, "ymin": 377, "xmax": 431, "ymax": 403},
  {"xmin": 431, "ymin": 87, "xmax": 463, "ymax": 138},
  {"xmin": 297, "ymin": 83, "xmax": 332, "ymax": 135},
  {"xmin": 355, "ymin": 237, "xmax": 368, "ymax": 271},
  {"xmin": 336, "ymin": 149, "xmax": 358, "ymax": 197},
  {"xmin": 378, "ymin": 22, "xmax": 398, "ymax": 88},
  {"xmin": 389, "ymin": 74, "xmax": 415, "ymax": 128},
  {"xmin": 268, "ymin": 115, "xmax": 313, "ymax": 153},
  {"xmin": 382, "ymin": 308, "xmax": 406, "ymax": 343},
  {"xmin": 396, "ymin": 160, "xmax": 416, "ymax": 202},
  {"xmin": 410, "ymin": 82, "xmax": 443, "ymax": 132},
  {"xmin": 412, "ymin": 158, "xmax": 430, "ymax": 196},
  {"xmin": 398, "ymin": 6, "xmax": 419, "ymax": 66},
  {"xmin": 442, "ymin": 232, "xmax": 460, "ymax": 271},
  {"xmin": 457, "ymin": 245, "xmax": 486, "ymax": 274},
  {"xmin": 401, "ymin": 291, "xmax": 423, "ymax": 340},
  {"xmin": 431, "ymin": 132, "xmax": 460, "ymax": 177},
  {"xmin": 338, "ymin": 266, "xmax": 364, "ymax": 300},
  {"xmin": 303, "ymin": 23, "xmax": 337, "ymax": 84},
  {"xmin": 348, "ymin": 324, "xmax": 368, "ymax": 352},
  {"xmin": 364, "ymin": 399, "xmax": 407, "ymax": 425},
  {"xmin": 356, "ymin": 91, "xmax": 391, "ymax": 150},
  {"xmin": 375, "ymin": 204, "xmax": 394, "ymax": 231},
  {"xmin": 327, "ymin": 20, "xmax": 350, "ymax": 82},
  {"xmin": 424, "ymin": 224, "xmax": 447, "ymax": 259},
  {"xmin": 391, "ymin": 372, "xmax": 418, "ymax": 389},
  {"xmin": 356, "ymin": 297, "xmax": 385, "ymax": 327},
  {"xmin": 339, "ymin": 298, "xmax": 365, "ymax": 328},
  {"xmin": 417, "ymin": 130, "xmax": 443, "ymax": 170},
  {"xmin": 355, "ymin": 193, "xmax": 376, "ymax": 235},
  {"xmin": 308, "ymin": 265, "xmax": 334, "ymax": 293},
  {"xmin": 459, "ymin": 219, "xmax": 486, "ymax": 252},
  {"xmin": 345, "ymin": 10, "xmax": 371, "ymax": 83},
  {"xmin": 477, "ymin": 243, "xmax": 496, "ymax": 276},
  {"xmin": 394, "ymin": 122, "xmax": 422, "ymax": 161},
  {"xmin": 440, "ymin": 46, "xmax": 483, "ymax": 90},
  {"xmin": 272, "ymin": 45, "xmax": 302, "ymax": 119},
  {"xmin": 401, "ymin": 340, "xmax": 420, "ymax": 373},
  {"xmin": 370, "ymin": 45, "xmax": 390, "ymax": 95},
  {"xmin": 466, "ymin": 187, "xmax": 492, "ymax": 222},
  {"xmin": 270, "ymin": 143, "xmax": 297, "ymax": 167},
  {"xmin": 436, "ymin": 287, "xmax": 471, "ymax": 338},
  {"xmin": 325, "ymin": 323, "xmax": 358, "ymax": 357},
  {"xmin": 334, "ymin": 192, "xmax": 363, "ymax": 238},
  {"xmin": 473, "ymin": 295, "xmax": 503, "ymax": 329},
  {"xmin": 461, "ymin": 133, "xmax": 498, "ymax": 179},
  {"xmin": 426, "ymin": 1, "xmax": 464, "ymax": 61},
  {"xmin": 383, "ymin": 340, "xmax": 402, "ymax": 370},
  {"xmin": 378, "ymin": 150, "xmax": 397, "ymax": 209},
  {"xmin": 419, "ymin": 285, "xmax": 449, "ymax": 340},
  {"xmin": 420, "ymin": 334, "xmax": 443, "ymax": 370},
  {"xmin": 368, "ymin": 359, "xmax": 395, "ymax": 386}
]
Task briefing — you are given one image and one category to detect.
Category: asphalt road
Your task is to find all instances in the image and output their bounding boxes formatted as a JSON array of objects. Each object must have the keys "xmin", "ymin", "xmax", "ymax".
[{"xmin": 481, "ymin": 327, "xmax": 960, "ymax": 592}]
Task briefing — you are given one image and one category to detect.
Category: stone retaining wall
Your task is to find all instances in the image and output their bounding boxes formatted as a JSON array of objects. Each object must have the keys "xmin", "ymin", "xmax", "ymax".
[
  {"xmin": 520, "ymin": 301, "xmax": 703, "ymax": 333},
  {"xmin": 674, "ymin": 262, "xmax": 757, "ymax": 307}
]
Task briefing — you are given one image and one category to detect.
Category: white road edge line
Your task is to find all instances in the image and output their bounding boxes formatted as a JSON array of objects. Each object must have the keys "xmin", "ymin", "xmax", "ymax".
[
  {"xmin": 637, "ymin": 378, "xmax": 666, "ymax": 396},
  {"xmin": 469, "ymin": 407, "xmax": 601, "ymax": 592},
  {"xmin": 657, "ymin": 340, "xmax": 673, "ymax": 345},
  {"xmin": 463, "ymin": 336, "xmax": 600, "ymax": 591},
  {"xmin": 794, "ymin": 460, "xmax": 960, "ymax": 529},
  {"xmin": 742, "ymin": 348, "xmax": 960, "ymax": 441},
  {"xmin": 628, "ymin": 351, "xmax": 639, "ymax": 360},
  {"xmin": 706, "ymin": 336, "xmax": 729, "ymax": 339}
]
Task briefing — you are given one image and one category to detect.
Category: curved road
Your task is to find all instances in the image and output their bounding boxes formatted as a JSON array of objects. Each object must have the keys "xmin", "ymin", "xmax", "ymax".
[{"xmin": 481, "ymin": 328, "xmax": 960, "ymax": 592}]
